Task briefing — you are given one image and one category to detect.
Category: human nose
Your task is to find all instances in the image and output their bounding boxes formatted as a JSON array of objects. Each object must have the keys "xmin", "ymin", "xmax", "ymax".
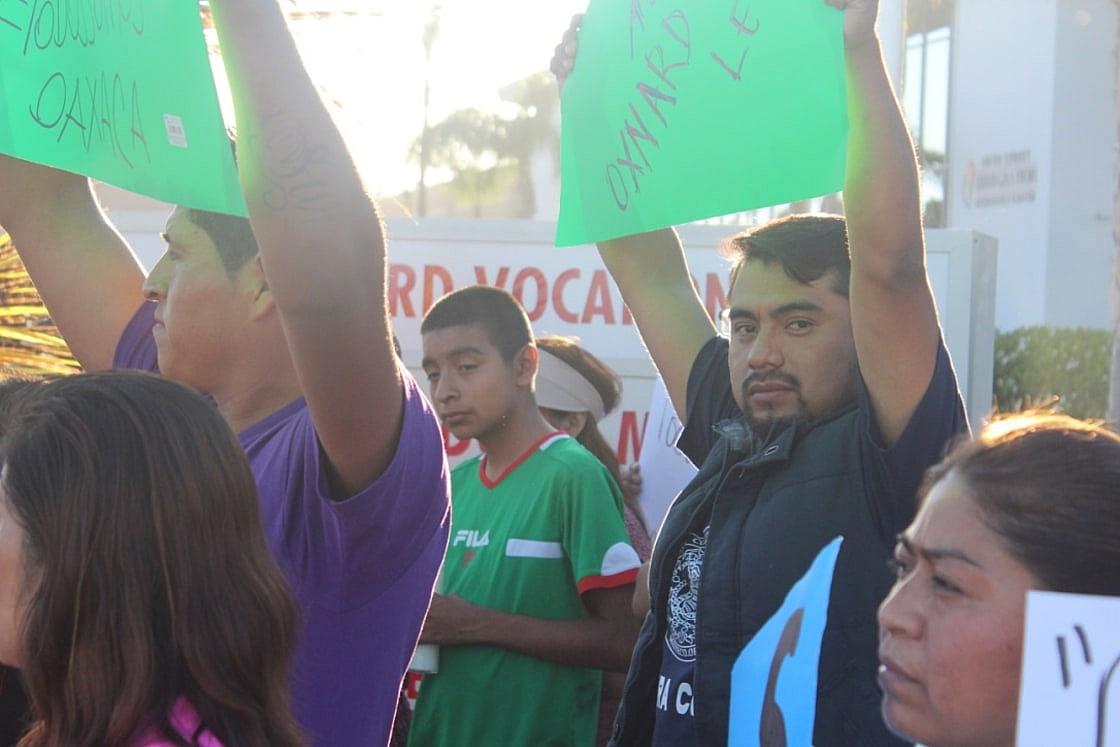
[
  {"xmin": 746, "ymin": 325, "xmax": 783, "ymax": 370},
  {"xmin": 431, "ymin": 371, "xmax": 457, "ymax": 405},
  {"xmin": 878, "ymin": 574, "xmax": 923, "ymax": 641}
]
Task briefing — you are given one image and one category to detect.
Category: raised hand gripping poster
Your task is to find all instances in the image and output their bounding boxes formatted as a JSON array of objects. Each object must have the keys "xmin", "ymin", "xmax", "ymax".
[
  {"xmin": 556, "ymin": 0, "xmax": 848, "ymax": 246},
  {"xmin": 0, "ymin": 1, "xmax": 246, "ymax": 216}
]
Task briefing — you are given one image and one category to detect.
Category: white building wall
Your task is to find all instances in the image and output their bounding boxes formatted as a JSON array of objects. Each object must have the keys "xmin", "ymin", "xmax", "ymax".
[
  {"xmin": 948, "ymin": 0, "xmax": 1059, "ymax": 331},
  {"xmin": 1045, "ymin": 0, "xmax": 1116, "ymax": 329}
]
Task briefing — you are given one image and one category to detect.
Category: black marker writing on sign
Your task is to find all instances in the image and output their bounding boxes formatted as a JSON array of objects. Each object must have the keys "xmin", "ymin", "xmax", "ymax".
[
  {"xmin": 605, "ymin": 9, "xmax": 691, "ymax": 212},
  {"xmin": 21, "ymin": 0, "xmax": 144, "ymax": 56},
  {"xmin": 711, "ymin": 0, "xmax": 760, "ymax": 81},
  {"xmin": 28, "ymin": 70, "xmax": 150, "ymax": 168}
]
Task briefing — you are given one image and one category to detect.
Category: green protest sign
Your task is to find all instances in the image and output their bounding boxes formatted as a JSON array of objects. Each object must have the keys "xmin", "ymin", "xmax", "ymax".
[
  {"xmin": 0, "ymin": 2, "xmax": 246, "ymax": 216},
  {"xmin": 557, "ymin": 0, "xmax": 847, "ymax": 247}
]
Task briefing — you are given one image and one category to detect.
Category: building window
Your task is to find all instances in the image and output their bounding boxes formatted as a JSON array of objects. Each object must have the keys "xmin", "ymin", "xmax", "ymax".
[{"xmin": 903, "ymin": 0, "xmax": 953, "ymax": 227}]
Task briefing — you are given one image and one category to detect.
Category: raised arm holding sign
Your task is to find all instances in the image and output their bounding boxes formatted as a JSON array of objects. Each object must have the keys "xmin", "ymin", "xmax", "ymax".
[
  {"xmin": 0, "ymin": 2, "xmax": 449, "ymax": 745},
  {"xmin": 553, "ymin": 2, "xmax": 967, "ymax": 744}
]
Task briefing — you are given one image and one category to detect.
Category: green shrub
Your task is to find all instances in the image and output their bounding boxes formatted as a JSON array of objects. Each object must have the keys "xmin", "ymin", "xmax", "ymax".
[{"xmin": 993, "ymin": 326, "xmax": 1110, "ymax": 419}]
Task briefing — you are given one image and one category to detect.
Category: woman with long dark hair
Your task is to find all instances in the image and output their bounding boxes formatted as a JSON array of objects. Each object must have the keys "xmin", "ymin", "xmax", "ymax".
[{"xmin": 0, "ymin": 372, "xmax": 304, "ymax": 747}]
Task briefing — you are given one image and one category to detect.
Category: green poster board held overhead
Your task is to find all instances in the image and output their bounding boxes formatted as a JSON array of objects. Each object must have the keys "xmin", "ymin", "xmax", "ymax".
[
  {"xmin": 556, "ymin": 0, "xmax": 847, "ymax": 247},
  {"xmin": 0, "ymin": 2, "xmax": 246, "ymax": 217}
]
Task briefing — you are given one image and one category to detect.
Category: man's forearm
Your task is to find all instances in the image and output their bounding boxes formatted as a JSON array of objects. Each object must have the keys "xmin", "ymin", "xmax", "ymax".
[
  {"xmin": 597, "ymin": 228, "xmax": 714, "ymax": 417},
  {"xmin": 207, "ymin": 0, "xmax": 384, "ymax": 312}
]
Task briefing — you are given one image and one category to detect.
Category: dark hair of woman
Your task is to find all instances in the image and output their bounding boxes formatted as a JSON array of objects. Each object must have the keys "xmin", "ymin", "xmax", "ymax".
[
  {"xmin": 919, "ymin": 411, "xmax": 1120, "ymax": 597},
  {"xmin": 535, "ymin": 336, "xmax": 646, "ymax": 529},
  {"xmin": 0, "ymin": 372, "xmax": 304, "ymax": 747}
]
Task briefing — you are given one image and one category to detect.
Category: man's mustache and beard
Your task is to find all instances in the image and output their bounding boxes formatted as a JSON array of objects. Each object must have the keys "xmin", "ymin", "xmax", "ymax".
[
  {"xmin": 738, "ymin": 370, "xmax": 810, "ymax": 446},
  {"xmin": 737, "ymin": 359, "xmax": 860, "ymax": 448}
]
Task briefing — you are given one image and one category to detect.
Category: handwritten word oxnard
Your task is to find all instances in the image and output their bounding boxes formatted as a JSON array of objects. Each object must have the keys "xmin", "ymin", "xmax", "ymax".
[
  {"xmin": 557, "ymin": 0, "xmax": 845, "ymax": 246},
  {"xmin": 606, "ymin": 1, "xmax": 761, "ymax": 212}
]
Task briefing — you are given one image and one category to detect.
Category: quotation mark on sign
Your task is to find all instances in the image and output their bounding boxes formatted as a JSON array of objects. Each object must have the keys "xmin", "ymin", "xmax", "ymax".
[
  {"xmin": 1055, "ymin": 624, "xmax": 1120, "ymax": 747},
  {"xmin": 1057, "ymin": 624, "xmax": 1093, "ymax": 689}
]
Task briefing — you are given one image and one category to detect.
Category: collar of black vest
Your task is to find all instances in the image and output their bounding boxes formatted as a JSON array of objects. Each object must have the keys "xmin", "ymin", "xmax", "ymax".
[{"xmin": 715, "ymin": 398, "xmax": 860, "ymax": 464}]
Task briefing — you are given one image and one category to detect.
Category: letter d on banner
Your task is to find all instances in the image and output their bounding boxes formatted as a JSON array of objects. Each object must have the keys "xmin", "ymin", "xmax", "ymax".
[{"xmin": 728, "ymin": 537, "xmax": 843, "ymax": 747}]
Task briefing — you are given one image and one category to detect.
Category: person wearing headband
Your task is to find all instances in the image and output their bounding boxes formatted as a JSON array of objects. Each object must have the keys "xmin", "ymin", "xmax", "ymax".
[
  {"xmin": 535, "ymin": 335, "xmax": 653, "ymax": 747},
  {"xmin": 414, "ymin": 286, "xmax": 642, "ymax": 747}
]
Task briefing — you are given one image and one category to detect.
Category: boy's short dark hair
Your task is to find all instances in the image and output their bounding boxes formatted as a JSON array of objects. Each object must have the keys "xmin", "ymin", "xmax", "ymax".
[
  {"xmin": 421, "ymin": 286, "xmax": 533, "ymax": 361},
  {"xmin": 723, "ymin": 213, "xmax": 851, "ymax": 298}
]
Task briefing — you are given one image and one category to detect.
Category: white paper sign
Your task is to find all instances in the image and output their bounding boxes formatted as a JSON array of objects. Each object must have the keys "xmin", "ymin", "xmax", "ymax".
[
  {"xmin": 636, "ymin": 377, "xmax": 698, "ymax": 537},
  {"xmin": 1016, "ymin": 590, "xmax": 1120, "ymax": 746}
]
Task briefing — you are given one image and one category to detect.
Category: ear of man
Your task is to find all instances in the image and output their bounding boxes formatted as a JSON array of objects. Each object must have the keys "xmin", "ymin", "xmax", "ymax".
[{"xmin": 246, "ymin": 254, "xmax": 274, "ymax": 322}]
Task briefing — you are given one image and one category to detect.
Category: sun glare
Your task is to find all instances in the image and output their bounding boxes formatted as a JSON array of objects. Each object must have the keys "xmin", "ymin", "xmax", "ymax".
[{"xmin": 208, "ymin": 0, "xmax": 587, "ymax": 198}]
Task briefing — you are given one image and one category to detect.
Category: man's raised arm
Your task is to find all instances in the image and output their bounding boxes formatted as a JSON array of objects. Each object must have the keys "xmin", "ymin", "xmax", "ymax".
[
  {"xmin": 835, "ymin": 0, "xmax": 943, "ymax": 446},
  {"xmin": 552, "ymin": 17, "xmax": 714, "ymax": 418},
  {"xmin": 597, "ymin": 229, "xmax": 715, "ymax": 418},
  {"xmin": 209, "ymin": 0, "xmax": 401, "ymax": 497},
  {"xmin": 0, "ymin": 156, "xmax": 146, "ymax": 371}
]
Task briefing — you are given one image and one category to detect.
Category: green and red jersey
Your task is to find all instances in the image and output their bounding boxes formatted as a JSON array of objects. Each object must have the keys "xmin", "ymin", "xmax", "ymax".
[{"xmin": 409, "ymin": 432, "xmax": 641, "ymax": 747}]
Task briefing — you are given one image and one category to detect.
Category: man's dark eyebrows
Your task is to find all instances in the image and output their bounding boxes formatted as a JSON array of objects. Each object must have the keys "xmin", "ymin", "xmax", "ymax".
[
  {"xmin": 727, "ymin": 308, "xmax": 757, "ymax": 321},
  {"xmin": 772, "ymin": 300, "xmax": 824, "ymax": 317}
]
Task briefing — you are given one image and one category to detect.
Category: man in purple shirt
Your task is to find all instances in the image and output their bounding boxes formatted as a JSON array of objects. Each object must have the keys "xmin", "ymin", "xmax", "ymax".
[{"xmin": 0, "ymin": 4, "xmax": 449, "ymax": 746}]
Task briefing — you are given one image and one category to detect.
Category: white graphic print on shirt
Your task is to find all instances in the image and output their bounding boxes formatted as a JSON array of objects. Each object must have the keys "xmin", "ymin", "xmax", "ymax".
[{"xmin": 666, "ymin": 526, "xmax": 708, "ymax": 662}]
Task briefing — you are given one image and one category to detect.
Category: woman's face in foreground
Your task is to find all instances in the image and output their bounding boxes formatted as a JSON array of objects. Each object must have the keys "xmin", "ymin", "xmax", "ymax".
[{"xmin": 877, "ymin": 473, "xmax": 1040, "ymax": 747}]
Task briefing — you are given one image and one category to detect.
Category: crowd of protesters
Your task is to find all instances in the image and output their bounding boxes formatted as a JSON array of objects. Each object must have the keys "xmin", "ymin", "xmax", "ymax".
[{"xmin": 0, "ymin": 0, "xmax": 1115, "ymax": 746}]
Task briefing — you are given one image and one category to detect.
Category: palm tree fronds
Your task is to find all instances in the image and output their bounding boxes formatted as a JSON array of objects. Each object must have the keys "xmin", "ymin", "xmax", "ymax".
[{"xmin": 0, "ymin": 234, "xmax": 81, "ymax": 377}]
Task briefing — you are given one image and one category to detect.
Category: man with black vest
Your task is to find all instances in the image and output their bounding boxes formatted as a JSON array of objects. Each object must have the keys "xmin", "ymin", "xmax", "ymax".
[{"xmin": 552, "ymin": 0, "xmax": 967, "ymax": 744}]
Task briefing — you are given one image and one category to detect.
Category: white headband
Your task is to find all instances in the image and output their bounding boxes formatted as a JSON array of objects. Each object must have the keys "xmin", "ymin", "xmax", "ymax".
[{"xmin": 535, "ymin": 348, "xmax": 607, "ymax": 421}]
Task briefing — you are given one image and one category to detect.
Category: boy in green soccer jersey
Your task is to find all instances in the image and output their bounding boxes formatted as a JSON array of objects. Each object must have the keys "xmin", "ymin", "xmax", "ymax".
[{"xmin": 411, "ymin": 285, "xmax": 642, "ymax": 747}]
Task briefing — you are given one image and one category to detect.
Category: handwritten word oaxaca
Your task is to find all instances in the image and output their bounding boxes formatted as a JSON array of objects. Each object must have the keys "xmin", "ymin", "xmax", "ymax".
[
  {"xmin": 0, "ymin": 0, "xmax": 245, "ymax": 215},
  {"xmin": 4, "ymin": 1, "xmax": 149, "ymax": 169}
]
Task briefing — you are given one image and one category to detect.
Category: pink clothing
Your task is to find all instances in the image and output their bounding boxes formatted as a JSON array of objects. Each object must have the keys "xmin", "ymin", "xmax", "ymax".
[{"xmin": 130, "ymin": 699, "xmax": 222, "ymax": 747}]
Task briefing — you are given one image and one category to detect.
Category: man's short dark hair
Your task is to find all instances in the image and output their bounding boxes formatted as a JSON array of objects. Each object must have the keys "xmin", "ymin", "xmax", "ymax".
[
  {"xmin": 421, "ymin": 285, "xmax": 533, "ymax": 362},
  {"xmin": 184, "ymin": 129, "xmax": 258, "ymax": 274},
  {"xmin": 724, "ymin": 213, "xmax": 850, "ymax": 298},
  {"xmin": 185, "ymin": 209, "xmax": 259, "ymax": 273}
]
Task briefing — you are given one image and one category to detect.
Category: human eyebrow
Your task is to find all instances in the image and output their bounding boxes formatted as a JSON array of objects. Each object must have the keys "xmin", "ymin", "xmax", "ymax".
[
  {"xmin": 771, "ymin": 300, "xmax": 824, "ymax": 318},
  {"xmin": 447, "ymin": 346, "xmax": 485, "ymax": 358},
  {"xmin": 727, "ymin": 308, "xmax": 757, "ymax": 322},
  {"xmin": 898, "ymin": 534, "xmax": 985, "ymax": 569}
]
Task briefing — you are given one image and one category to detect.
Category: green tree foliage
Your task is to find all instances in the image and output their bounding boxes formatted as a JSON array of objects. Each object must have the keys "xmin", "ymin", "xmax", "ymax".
[{"xmin": 993, "ymin": 326, "xmax": 1110, "ymax": 419}]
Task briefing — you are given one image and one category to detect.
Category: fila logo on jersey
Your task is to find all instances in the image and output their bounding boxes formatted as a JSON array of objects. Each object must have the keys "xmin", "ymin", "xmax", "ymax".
[{"xmin": 453, "ymin": 529, "xmax": 490, "ymax": 548}]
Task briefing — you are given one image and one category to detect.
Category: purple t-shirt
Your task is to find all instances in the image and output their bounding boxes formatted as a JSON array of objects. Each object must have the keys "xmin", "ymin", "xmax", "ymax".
[{"xmin": 115, "ymin": 303, "xmax": 451, "ymax": 747}]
